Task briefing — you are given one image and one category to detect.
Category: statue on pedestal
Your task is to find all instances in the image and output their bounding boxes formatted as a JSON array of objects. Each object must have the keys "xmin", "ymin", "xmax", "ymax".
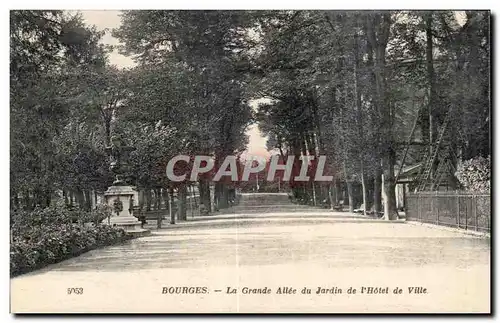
[
  {"xmin": 105, "ymin": 135, "xmax": 135, "ymax": 186},
  {"xmin": 102, "ymin": 134, "xmax": 147, "ymax": 234}
]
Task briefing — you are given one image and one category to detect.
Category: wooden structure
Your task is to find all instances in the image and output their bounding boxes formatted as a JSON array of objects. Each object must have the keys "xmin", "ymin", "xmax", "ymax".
[{"xmin": 397, "ymin": 97, "xmax": 462, "ymax": 193}]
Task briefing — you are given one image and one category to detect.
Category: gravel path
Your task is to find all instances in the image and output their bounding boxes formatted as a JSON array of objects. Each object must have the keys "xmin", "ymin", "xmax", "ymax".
[{"xmin": 11, "ymin": 193, "xmax": 490, "ymax": 313}]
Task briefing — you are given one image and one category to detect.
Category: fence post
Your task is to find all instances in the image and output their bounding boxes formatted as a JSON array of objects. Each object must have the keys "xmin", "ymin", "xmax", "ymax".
[
  {"xmin": 487, "ymin": 196, "xmax": 490, "ymax": 232},
  {"xmin": 435, "ymin": 191, "xmax": 439, "ymax": 225},
  {"xmin": 456, "ymin": 193, "xmax": 460, "ymax": 229},
  {"xmin": 427, "ymin": 192, "xmax": 437, "ymax": 223},
  {"xmin": 418, "ymin": 194, "xmax": 421, "ymax": 221},
  {"xmin": 465, "ymin": 196, "xmax": 468, "ymax": 231},
  {"xmin": 474, "ymin": 195, "xmax": 478, "ymax": 232}
]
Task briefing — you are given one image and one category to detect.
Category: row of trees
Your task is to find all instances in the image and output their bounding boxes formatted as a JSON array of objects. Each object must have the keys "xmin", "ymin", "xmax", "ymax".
[
  {"xmin": 10, "ymin": 11, "xmax": 256, "ymax": 218},
  {"xmin": 11, "ymin": 11, "xmax": 112, "ymax": 211},
  {"xmin": 11, "ymin": 10, "xmax": 490, "ymax": 220},
  {"xmin": 252, "ymin": 11, "xmax": 490, "ymax": 218}
]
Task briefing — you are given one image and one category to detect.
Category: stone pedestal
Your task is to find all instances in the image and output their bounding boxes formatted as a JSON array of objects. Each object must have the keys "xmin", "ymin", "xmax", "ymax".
[{"xmin": 104, "ymin": 185, "xmax": 143, "ymax": 232}]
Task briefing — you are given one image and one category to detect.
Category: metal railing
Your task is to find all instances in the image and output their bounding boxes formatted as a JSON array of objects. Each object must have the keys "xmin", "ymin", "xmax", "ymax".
[{"xmin": 406, "ymin": 191, "xmax": 490, "ymax": 233}]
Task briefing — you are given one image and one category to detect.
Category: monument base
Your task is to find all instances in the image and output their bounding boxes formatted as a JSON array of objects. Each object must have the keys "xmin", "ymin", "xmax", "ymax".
[
  {"xmin": 107, "ymin": 216, "xmax": 144, "ymax": 232},
  {"xmin": 104, "ymin": 185, "xmax": 145, "ymax": 233}
]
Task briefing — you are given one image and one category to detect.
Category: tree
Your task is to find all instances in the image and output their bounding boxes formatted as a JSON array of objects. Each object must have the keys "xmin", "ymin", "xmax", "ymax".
[
  {"xmin": 114, "ymin": 10, "xmax": 254, "ymax": 214},
  {"xmin": 10, "ymin": 10, "xmax": 111, "ymax": 210}
]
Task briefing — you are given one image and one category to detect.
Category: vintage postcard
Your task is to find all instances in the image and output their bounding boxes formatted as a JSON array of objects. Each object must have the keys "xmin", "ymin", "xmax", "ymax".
[{"xmin": 10, "ymin": 9, "xmax": 491, "ymax": 314}]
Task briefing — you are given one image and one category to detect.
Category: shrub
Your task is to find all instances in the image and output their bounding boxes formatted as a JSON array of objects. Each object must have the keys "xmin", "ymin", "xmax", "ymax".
[
  {"xmin": 455, "ymin": 155, "xmax": 490, "ymax": 192},
  {"xmin": 10, "ymin": 201, "xmax": 76, "ymax": 230},
  {"xmin": 10, "ymin": 204, "xmax": 131, "ymax": 277},
  {"xmin": 11, "ymin": 202, "xmax": 113, "ymax": 229},
  {"xmin": 81, "ymin": 203, "xmax": 113, "ymax": 225}
]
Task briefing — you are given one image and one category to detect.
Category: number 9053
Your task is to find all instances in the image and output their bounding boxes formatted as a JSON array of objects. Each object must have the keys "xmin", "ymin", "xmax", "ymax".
[{"xmin": 67, "ymin": 288, "xmax": 83, "ymax": 295}]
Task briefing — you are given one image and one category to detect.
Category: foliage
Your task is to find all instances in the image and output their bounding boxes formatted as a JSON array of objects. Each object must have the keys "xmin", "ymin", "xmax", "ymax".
[
  {"xmin": 10, "ymin": 10, "xmax": 490, "ymax": 219},
  {"xmin": 112, "ymin": 198, "xmax": 124, "ymax": 215},
  {"xmin": 124, "ymin": 122, "xmax": 179, "ymax": 185},
  {"xmin": 89, "ymin": 203, "xmax": 113, "ymax": 223},
  {"xmin": 455, "ymin": 156, "xmax": 490, "ymax": 192},
  {"xmin": 12, "ymin": 201, "xmax": 80, "ymax": 230},
  {"xmin": 11, "ymin": 201, "xmax": 113, "ymax": 230},
  {"xmin": 10, "ymin": 10, "xmax": 112, "ymax": 210},
  {"xmin": 248, "ymin": 10, "xmax": 490, "ymax": 215},
  {"xmin": 10, "ymin": 202, "xmax": 129, "ymax": 277},
  {"xmin": 113, "ymin": 11, "xmax": 255, "ymax": 212},
  {"xmin": 114, "ymin": 11, "xmax": 255, "ymax": 158},
  {"xmin": 10, "ymin": 223, "xmax": 130, "ymax": 277}
]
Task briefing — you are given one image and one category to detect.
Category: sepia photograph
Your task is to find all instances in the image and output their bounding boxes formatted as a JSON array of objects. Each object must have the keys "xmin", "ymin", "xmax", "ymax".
[{"xmin": 9, "ymin": 7, "xmax": 491, "ymax": 314}]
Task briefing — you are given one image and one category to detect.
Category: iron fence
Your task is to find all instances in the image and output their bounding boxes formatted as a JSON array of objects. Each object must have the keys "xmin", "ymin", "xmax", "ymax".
[{"xmin": 406, "ymin": 191, "xmax": 490, "ymax": 233}]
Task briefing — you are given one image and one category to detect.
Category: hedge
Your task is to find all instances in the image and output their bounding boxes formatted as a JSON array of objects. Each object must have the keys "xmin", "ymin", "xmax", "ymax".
[{"xmin": 10, "ymin": 203, "xmax": 132, "ymax": 277}]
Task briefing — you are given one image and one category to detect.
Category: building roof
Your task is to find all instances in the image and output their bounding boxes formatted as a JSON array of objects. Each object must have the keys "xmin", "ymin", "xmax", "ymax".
[{"xmin": 395, "ymin": 163, "xmax": 422, "ymax": 182}]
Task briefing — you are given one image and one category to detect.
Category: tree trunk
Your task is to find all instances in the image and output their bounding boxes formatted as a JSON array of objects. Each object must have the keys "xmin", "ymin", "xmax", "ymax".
[
  {"xmin": 169, "ymin": 188, "xmax": 175, "ymax": 225},
  {"xmin": 300, "ymin": 135, "xmax": 307, "ymax": 156},
  {"xmin": 188, "ymin": 185, "xmax": 195, "ymax": 217},
  {"xmin": 290, "ymin": 139, "xmax": 303, "ymax": 200},
  {"xmin": 138, "ymin": 189, "xmax": 144, "ymax": 211},
  {"xmin": 366, "ymin": 174, "xmax": 374, "ymax": 210},
  {"xmin": 76, "ymin": 189, "xmax": 85, "ymax": 210},
  {"xmin": 63, "ymin": 190, "xmax": 69, "ymax": 206},
  {"xmin": 69, "ymin": 190, "xmax": 74, "ymax": 207},
  {"xmin": 328, "ymin": 183, "xmax": 334, "ymax": 209},
  {"xmin": 177, "ymin": 184, "xmax": 187, "ymax": 221},
  {"xmin": 334, "ymin": 178, "xmax": 340, "ymax": 204},
  {"xmin": 199, "ymin": 179, "xmax": 211, "ymax": 214},
  {"xmin": 306, "ymin": 131, "xmax": 316, "ymax": 155},
  {"xmin": 214, "ymin": 182, "xmax": 228, "ymax": 210},
  {"xmin": 373, "ymin": 166, "xmax": 382, "ymax": 214},
  {"xmin": 346, "ymin": 181, "xmax": 354, "ymax": 213},
  {"xmin": 213, "ymin": 182, "xmax": 219, "ymax": 210},
  {"xmin": 191, "ymin": 185, "xmax": 198, "ymax": 208},
  {"xmin": 354, "ymin": 33, "xmax": 368, "ymax": 216},
  {"xmin": 221, "ymin": 184, "xmax": 229, "ymax": 208},
  {"xmin": 343, "ymin": 157, "xmax": 354, "ymax": 212},
  {"xmin": 146, "ymin": 189, "xmax": 152, "ymax": 211},
  {"xmin": 382, "ymin": 148, "xmax": 399, "ymax": 220},
  {"xmin": 198, "ymin": 181, "xmax": 205, "ymax": 212},
  {"xmin": 156, "ymin": 189, "xmax": 162, "ymax": 210},
  {"xmin": 160, "ymin": 189, "xmax": 169, "ymax": 228},
  {"xmin": 84, "ymin": 190, "xmax": 91, "ymax": 211},
  {"xmin": 367, "ymin": 13, "xmax": 397, "ymax": 220},
  {"xmin": 360, "ymin": 168, "xmax": 368, "ymax": 215},
  {"xmin": 103, "ymin": 112, "xmax": 112, "ymax": 147},
  {"xmin": 45, "ymin": 189, "xmax": 52, "ymax": 208},
  {"xmin": 311, "ymin": 182, "xmax": 317, "ymax": 206},
  {"xmin": 300, "ymin": 135, "xmax": 309, "ymax": 203}
]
